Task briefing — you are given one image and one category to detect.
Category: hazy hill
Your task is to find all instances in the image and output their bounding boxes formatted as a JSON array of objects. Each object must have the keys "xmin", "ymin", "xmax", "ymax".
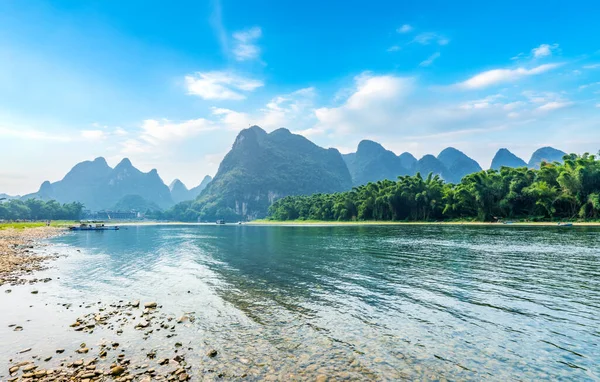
[
  {"xmin": 169, "ymin": 179, "xmax": 191, "ymax": 204},
  {"xmin": 189, "ymin": 175, "xmax": 212, "ymax": 198},
  {"xmin": 0, "ymin": 193, "xmax": 19, "ymax": 200},
  {"xmin": 416, "ymin": 155, "xmax": 450, "ymax": 180},
  {"xmin": 398, "ymin": 152, "xmax": 418, "ymax": 174},
  {"xmin": 437, "ymin": 147, "xmax": 483, "ymax": 183},
  {"xmin": 22, "ymin": 157, "xmax": 173, "ymax": 211},
  {"xmin": 490, "ymin": 149, "xmax": 528, "ymax": 170},
  {"xmin": 528, "ymin": 147, "xmax": 567, "ymax": 168},
  {"xmin": 344, "ymin": 140, "xmax": 410, "ymax": 186},
  {"xmin": 113, "ymin": 194, "xmax": 162, "ymax": 212},
  {"xmin": 193, "ymin": 126, "xmax": 352, "ymax": 220}
]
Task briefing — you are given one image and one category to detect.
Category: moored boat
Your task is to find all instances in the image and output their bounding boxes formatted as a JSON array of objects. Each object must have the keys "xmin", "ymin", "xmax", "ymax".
[
  {"xmin": 69, "ymin": 221, "xmax": 120, "ymax": 231},
  {"xmin": 557, "ymin": 222, "xmax": 573, "ymax": 227}
]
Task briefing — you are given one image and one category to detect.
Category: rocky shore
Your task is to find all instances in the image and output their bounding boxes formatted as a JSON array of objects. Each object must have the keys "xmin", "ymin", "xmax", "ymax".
[
  {"xmin": 0, "ymin": 227, "xmax": 64, "ymax": 287},
  {"xmin": 6, "ymin": 300, "xmax": 201, "ymax": 382}
]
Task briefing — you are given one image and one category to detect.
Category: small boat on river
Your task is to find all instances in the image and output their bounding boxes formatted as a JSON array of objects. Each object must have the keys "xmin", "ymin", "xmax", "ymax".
[
  {"xmin": 69, "ymin": 221, "xmax": 120, "ymax": 231},
  {"xmin": 557, "ymin": 222, "xmax": 573, "ymax": 227}
]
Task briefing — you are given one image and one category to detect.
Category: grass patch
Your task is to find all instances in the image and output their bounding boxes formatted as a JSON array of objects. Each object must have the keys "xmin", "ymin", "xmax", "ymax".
[{"xmin": 0, "ymin": 221, "xmax": 78, "ymax": 230}]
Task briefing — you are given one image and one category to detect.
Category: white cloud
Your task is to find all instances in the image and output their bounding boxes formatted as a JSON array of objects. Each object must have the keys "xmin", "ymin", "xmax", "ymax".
[
  {"xmin": 397, "ymin": 24, "xmax": 413, "ymax": 33},
  {"xmin": 458, "ymin": 63, "xmax": 562, "ymax": 89},
  {"xmin": 536, "ymin": 101, "xmax": 573, "ymax": 112},
  {"xmin": 232, "ymin": 27, "xmax": 262, "ymax": 61},
  {"xmin": 459, "ymin": 95, "xmax": 505, "ymax": 110},
  {"xmin": 420, "ymin": 52, "xmax": 441, "ymax": 67},
  {"xmin": 315, "ymin": 73, "xmax": 414, "ymax": 134},
  {"xmin": 413, "ymin": 32, "xmax": 449, "ymax": 46},
  {"xmin": 114, "ymin": 127, "xmax": 128, "ymax": 136},
  {"xmin": 120, "ymin": 118, "xmax": 219, "ymax": 155},
  {"xmin": 583, "ymin": 64, "xmax": 600, "ymax": 69},
  {"xmin": 212, "ymin": 87, "xmax": 316, "ymax": 131},
  {"xmin": 596, "ymin": 103, "xmax": 600, "ymax": 108},
  {"xmin": 387, "ymin": 45, "xmax": 401, "ymax": 52},
  {"xmin": 532, "ymin": 43, "xmax": 559, "ymax": 58},
  {"xmin": 81, "ymin": 130, "xmax": 106, "ymax": 140},
  {"xmin": 185, "ymin": 71, "xmax": 263, "ymax": 100},
  {"xmin": 139, "ymin": 118, "xmax": 216, "ymax": 145}
]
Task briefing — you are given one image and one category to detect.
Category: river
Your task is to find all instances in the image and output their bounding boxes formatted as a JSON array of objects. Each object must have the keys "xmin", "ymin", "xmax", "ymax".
[{"xmin": 1, "ymin": 224, "xmax": 599, "ymax": 380}]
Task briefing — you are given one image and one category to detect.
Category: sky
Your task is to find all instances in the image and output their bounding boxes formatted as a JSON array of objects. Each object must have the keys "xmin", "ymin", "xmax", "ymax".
[{"xmin": 1, "ymin": 0, "xmax": 600, "ymax": 195}]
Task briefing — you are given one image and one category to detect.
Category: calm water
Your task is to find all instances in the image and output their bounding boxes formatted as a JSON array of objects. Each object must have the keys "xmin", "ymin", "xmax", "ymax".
[{"xmin": 2, "ymin": 224, "xmax": 600, "ymax": 380}]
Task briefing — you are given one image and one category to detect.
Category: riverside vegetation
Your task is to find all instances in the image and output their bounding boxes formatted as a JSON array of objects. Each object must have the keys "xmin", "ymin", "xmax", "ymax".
[
  {"xmin": 0, "ymin": 199, "xmax": 84, "ymax": 222},
  {"xmin": 267, "ymin": 153, "xmax": 600, "ymax": 222}
]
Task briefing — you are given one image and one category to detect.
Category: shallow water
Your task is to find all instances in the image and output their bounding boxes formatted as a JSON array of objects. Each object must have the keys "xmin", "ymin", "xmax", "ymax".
[{"xmin": 2, "ymin": 224, "xmax": 600, "ymax": 380}]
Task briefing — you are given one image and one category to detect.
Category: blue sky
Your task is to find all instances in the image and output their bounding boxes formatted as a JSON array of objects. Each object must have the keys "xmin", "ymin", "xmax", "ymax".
[{"xmin": 1, "ymin": 0, "xmax": 600, "ymax": 194}]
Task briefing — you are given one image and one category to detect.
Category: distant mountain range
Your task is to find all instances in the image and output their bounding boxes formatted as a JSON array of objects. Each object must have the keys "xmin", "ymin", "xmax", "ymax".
[
  {"xmin": 4, "ymin": 126, "xmax": 577, "ymax": 217},
  {"xmin": 19, "ymin": 157, "xmax": 211, "ymax": 211}
]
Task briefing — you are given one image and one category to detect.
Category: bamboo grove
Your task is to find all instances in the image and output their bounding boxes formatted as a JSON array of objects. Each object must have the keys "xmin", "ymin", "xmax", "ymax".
[{"xmin": 268, "ymin": 153, "xmax": 600, "ymax": 222}]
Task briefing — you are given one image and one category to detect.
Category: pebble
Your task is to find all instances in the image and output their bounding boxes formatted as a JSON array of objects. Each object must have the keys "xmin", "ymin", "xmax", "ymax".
[
  {"xmin": 111, "ymin": 365, "xmax": 125, "ymax": 376},
  {"xmin": 19, "ymin": 348, "xmax": 32, "ymax": 354},
  {"xmin": 207, "ymin": 349, "xmax": 218, "ymax": 358},
  {"xmin": 144, "ymin": 302, "xmax": 157, "ymax": 309},
  {"xmin": 22, "ymin": 364, "xmax": 36, "ymax": 372}
]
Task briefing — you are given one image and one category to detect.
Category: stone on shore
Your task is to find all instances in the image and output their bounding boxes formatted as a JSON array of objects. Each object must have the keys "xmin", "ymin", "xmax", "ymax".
[{"xmin": 111, "ymin": 365, "xmax": 125, "ymax": 376}]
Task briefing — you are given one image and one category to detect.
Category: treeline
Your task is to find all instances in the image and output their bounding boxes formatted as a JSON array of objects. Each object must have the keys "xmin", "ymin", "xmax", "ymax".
[
  {"xmin": 0, "ymin": 199, "xmax": 84, "ymax": 220},
  {"xmin": 268, "ymin": 153, "xmax": 600, "ymax": 222}
]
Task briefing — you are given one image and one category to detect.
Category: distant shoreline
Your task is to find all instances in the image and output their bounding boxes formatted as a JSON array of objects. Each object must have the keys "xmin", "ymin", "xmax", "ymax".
[
  {"xmin": 249, "ymin": 220, "xmax": 600, "ymax": 227},
  {"xmin": 111, "ymin": 220, "xmax": 600, "ymax": 227}
]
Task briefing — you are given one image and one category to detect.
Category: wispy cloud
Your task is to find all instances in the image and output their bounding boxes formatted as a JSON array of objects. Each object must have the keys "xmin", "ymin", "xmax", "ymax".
[
  {"xmin": 185, "ymin": 71, "xmax": 263, "ymax": 100},
  {"xmin": 457, "ymin": 63, "xmax": 562, "ymax": 89},
  {"xmin": 532, "ymin": 43, "xmax": 559, "ymax": 58},
  {"xmin": 211, "ymin": 87, "xmax": 317, "ymax": 131},
  {"xmin": 413, "ymin": 32, "xmax": 449, "ymax": 46},
  {"xmin": 578, "ymin": 82, "xmax": 600, "ymax": 90},
  {"xmin": 209, "ymin": 0, "xmax": 228, "ymax": 56},
  {"xmin": 81, "ymin": 130, "xmax": 106, "ymax": 141},
  {"xmin": 419, "ymin": 52, "xmax": 441, "ymax": 67},
  {"xmin": 536, "ymin": 101, "xmax": 573, "ymax": 112},
  {"xmin": 0, "ymin": 126, "xmax": 71, "ymax": 142},
  {"xmin": 397, "ymin": 24, "xmax": 413, "ymax": 33},
  {"xmin": 121, "ymin": 118, "xmax": 217, "ymax": 154},
  {"xmin": 232, "ymin": 27, "xmax": 262, "ymax": 61},
  {"xmin": 583, "ymin": 63, "xmax": 600, "ymax": 69},
  {"xmin": 387, "ymin": 45, "xmax": 401, "ymax": 52}
]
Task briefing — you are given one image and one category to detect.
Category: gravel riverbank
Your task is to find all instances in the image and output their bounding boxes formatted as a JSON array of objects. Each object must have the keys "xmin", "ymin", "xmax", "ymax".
[{"xmin": 0, "ymin": 227, "xmax": 64, "ymax": 287}]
